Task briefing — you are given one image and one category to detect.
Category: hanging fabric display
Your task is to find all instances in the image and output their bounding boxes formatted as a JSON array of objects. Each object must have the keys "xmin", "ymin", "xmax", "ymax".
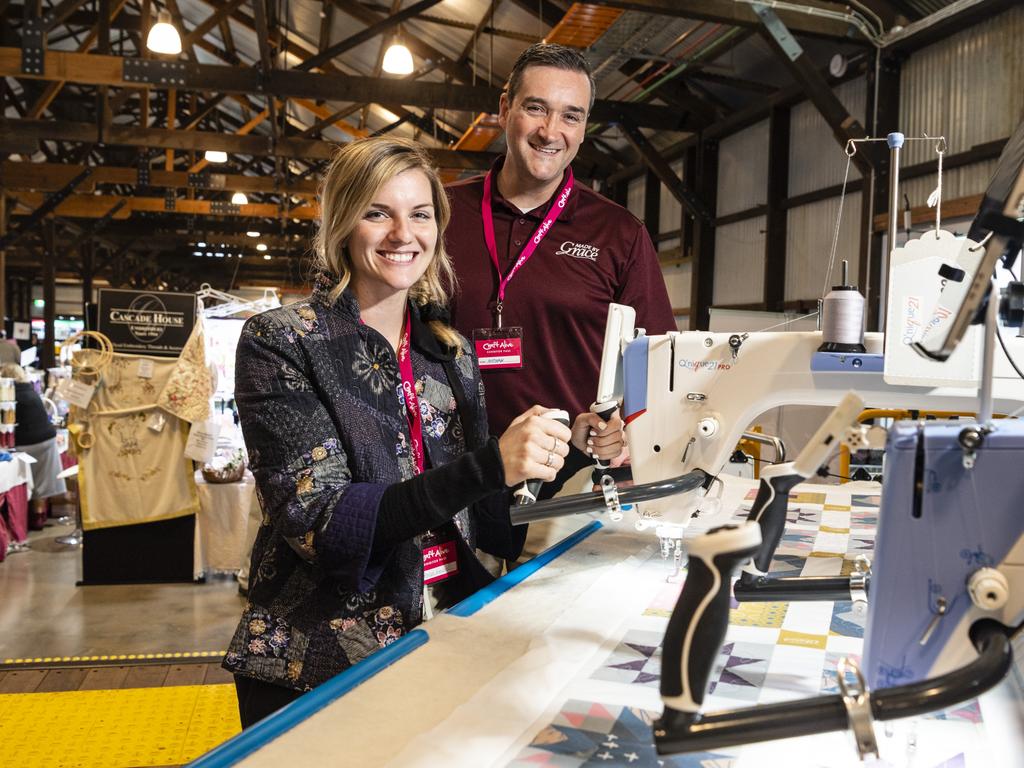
[{"xmin": 66, "ymin": 323, "xmax": 211, "ymax": 530}]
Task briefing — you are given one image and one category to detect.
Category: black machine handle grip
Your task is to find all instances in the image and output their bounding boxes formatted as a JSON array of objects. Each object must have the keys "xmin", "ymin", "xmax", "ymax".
[
  {"xmin": 746, "ymin": 464, "xmax": 805, "ymax": 573},
  {"xmin": 513, "ymin": 409, "xmax": 570, "ymax": 506},
  {"xmin": 659, "ymin": 522, "xmax": 761, "ymax": 716},
  {"xmin": 589, "ymin": 400, "xmax": 618, "ymax": 470}
]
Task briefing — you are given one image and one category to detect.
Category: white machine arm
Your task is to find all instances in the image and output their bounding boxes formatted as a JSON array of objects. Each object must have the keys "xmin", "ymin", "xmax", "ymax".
[{"xmin": 618, "ymin": 321, "xmax": 1024, "ymax": 525}]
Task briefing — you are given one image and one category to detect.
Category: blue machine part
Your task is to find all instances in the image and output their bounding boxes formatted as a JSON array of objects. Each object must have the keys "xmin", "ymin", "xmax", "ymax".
[
  {"xmin": 863, "ymin": 420, "xmax": 1024, "ymax": 690},
  {"xmin": 622, "ymin": 335, "xmax": 650, "ymax": 425},
  {"xmin": 810, "ymin": 352, "xmax": 884, "ymax": 372}
]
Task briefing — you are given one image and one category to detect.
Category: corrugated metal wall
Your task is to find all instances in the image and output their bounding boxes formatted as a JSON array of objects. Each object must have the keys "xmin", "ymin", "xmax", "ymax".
[
  {"xmin": 627, "ymin": 175, "xmax": 644, "ymax": 219},
  {"xmin": 624, "ymin": 163, "xmax": 692, "ymax": 320},
  {"xmin": 717, "ymin": 119, "xmax": 769, "ymax": 216},
  {"xmin": 898, "ymin": 5, "xmax": 1024, "ymax": 209},
  {"xmin": 785, "ymin": 192, "xmax": 862, "ymax": 301},
  {"xmin": 663, "ymin": 263, "xmax": 691, "ymax": 328},
  {"xmin": 899, "ymin": 5, "xmax": 1024, "ymax": 167},
  {"xmin": 713, "ymin": 216, "xmax": 766, "ymax": 305},
  {"xmin": 788, "ymin": 77, "xmax": 867, "ymax": 197},
  {"xmin": 658, "ymin": 158, "xmax": 685, "ymax": 251}
]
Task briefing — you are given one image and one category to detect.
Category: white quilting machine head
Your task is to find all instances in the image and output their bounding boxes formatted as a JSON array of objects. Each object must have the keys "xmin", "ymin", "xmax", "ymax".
[{"xmin": 617, "ymin": 323, "xmax": 1024, "ymax": 527}]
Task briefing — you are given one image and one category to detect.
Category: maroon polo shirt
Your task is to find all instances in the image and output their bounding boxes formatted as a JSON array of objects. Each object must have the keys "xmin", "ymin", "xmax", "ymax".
[{"xmin": 445, "ymin": 163, "xmax": 676, "ymax": 436}]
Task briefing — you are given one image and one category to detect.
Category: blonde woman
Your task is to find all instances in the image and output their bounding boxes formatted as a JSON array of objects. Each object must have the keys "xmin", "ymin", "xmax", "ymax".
[{"xmin": 224, "ymin": 138, "xmax": 622, "ymax": 726}]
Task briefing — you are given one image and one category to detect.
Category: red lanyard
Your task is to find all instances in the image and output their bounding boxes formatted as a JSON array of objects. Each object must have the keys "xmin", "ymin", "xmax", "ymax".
[
  {"xmin": 397, "ymin": 309, "xmax": 424, "ymax": 475},
  {"xmin": 481, "ymin": 168, "xmax": 574, "ymax": 318}
]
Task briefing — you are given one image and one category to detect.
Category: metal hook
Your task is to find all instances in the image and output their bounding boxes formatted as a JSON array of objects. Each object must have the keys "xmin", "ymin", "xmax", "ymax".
[
  {"xmin": 845, "ymin": 139, "xmax": 858, "ymax": 157},
  {"xmin": 923, "ymin": 132, "xmax": 947, "ymax": 154}
]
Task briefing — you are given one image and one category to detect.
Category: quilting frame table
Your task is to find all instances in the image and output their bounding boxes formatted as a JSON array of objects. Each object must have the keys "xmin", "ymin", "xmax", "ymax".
[{"xmin": 190, "ymin": 478, "xmax": 1024, "ymax": 768}]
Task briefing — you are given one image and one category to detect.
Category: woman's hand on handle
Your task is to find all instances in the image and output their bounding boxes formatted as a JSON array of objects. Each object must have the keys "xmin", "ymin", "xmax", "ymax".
[
  {"xmin": 498, "ymin": 405, "xmax": 573, "ymax": 487},
  {"xmin": 570, "ymin": 411, "xmax": 625, "ymax": 463}
]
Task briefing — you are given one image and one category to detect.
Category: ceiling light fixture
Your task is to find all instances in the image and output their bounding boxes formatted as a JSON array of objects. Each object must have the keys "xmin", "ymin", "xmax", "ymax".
[
  {"xmin": 263, "ymin": 254, "xmax": 272, "ymax": 261},
  {"xmin": 256, "ymin": 243, "xmax": 268, "ymax": 252},
  {"xmin": 231, "ymin": 191, "xmax": 249, "ymax": 205},
  {"xmin": 204, "ymin": 150, "xmax": 228, "ymax": 163},
  {"xmin": 382, "ymin": 29, "xmax": 414, "ymax": 75},
  {"xmin": 146, "ymin": 10, "xmax": 182, "ymax": 55},
  {"xmin": 246, "ymin": 230, "xmax": 261, "ymax": 237}
]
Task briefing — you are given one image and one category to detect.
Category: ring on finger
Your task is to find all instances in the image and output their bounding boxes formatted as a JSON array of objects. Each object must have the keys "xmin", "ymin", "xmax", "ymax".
[
  {"xmin": 551, "ymin": 435, "xmax": 559, "ymax": 451},
  {"xmin": 545, "ymin": 450, "xmax": 554, "ymax": 467}
]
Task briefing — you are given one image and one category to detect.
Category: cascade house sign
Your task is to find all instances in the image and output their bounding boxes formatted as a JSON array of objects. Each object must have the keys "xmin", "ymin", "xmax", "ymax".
[{"xmin": 97, "ymin": 289, "xmax": 196, "ymax": 357}]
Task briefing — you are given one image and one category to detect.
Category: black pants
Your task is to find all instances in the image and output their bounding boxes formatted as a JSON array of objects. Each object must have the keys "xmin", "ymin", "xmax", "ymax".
[{"xmin": 234, "ymin": 674, "xmax": 304, "ymax": 729}]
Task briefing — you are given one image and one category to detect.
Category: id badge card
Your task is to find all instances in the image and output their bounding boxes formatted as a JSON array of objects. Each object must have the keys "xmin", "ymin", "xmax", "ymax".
[
  {"xmin": 423, "ymin": 539, "xmax": 459, "ymax": 585},
  {"xmin": 472, "ymin": 326, "xmax": 524, "ymax": 370}
]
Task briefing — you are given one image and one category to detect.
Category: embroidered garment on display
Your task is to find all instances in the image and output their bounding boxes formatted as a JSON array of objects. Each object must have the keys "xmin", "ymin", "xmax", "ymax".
[
  {"xmin": 87, "ymin": 325, "xmax": 213, "ymax": 423},
  {"xmin": 72, "ymin": 323, "xmax": 209, "ymax": 530},
  {"xmin": 79, "ymin": 410, "xmax": 199, "ymax": 530}
]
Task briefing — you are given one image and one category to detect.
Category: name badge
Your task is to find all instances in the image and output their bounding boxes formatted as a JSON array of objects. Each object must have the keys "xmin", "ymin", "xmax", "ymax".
[
  {"xmin": 472, "ymin": 326, "xmax": 524, "ymax": 370},
  {"xmin": 423, "ymin": 540, "xmax": 459, "ymax": 585}
]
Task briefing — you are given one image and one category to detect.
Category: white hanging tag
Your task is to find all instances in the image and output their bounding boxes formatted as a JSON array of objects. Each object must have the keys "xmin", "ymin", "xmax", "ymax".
[
  {"xmin": 137, "ymin": 359, "xmax": 155, "ymax": 379},
  {"xmin": 884, "ymin": 231, "xmax": 982, "ymax": 387},
  {"xmin": 184, "ymin": 419, "xmax": 220, "ymax": 462},
  {"xmin": 14, "ymin": 452, "xmax": 37, "ymax": 465},
  {"xmin": 63, "ymin": 380, "xmax": 97, "ymax": 409},
  {"xmin": 147, "ymin": 411, "xmax": 167, "ymax": 433}
]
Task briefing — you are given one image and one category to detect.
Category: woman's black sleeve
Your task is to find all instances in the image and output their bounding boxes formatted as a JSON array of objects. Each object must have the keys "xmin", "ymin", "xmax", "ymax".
[{"xmin": 372, "ymin": 436, "xmax": 506, "ymax": 550}]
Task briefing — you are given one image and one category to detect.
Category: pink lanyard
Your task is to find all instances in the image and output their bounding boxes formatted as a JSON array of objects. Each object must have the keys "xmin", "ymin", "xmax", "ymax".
[
  {"xmin": 481, "ymin": 168, "xmax": 574, "ymax": 321},
  {"xmin": 397, "ymin": 309, "xmax": 424, "ymax": 475}
]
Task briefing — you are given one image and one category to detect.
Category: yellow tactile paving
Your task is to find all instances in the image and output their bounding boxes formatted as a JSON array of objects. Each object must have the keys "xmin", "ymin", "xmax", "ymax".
[{"xmin": 0, "ymin": 684, "xmax": 240, "ymax": 767}]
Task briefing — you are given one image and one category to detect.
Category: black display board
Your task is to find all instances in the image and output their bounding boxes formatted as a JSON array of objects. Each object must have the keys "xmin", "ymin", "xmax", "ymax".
[
  {"xmin": 80, "ymin": 515, "xmax": 196, "ymax": 585},
  {"xmin": 96, "ymin": 288, "xmax": 196, "ymax": 357}
]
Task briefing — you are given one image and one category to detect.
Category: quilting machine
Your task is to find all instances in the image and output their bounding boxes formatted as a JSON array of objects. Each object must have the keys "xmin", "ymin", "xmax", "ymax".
[
  {"xmin": 658, "ymin": 128, "xmax": 1024, "ymax": 755},
  {"xmin": 511, "ymin": 121, "xmax": 1024, "ymax": 757}
]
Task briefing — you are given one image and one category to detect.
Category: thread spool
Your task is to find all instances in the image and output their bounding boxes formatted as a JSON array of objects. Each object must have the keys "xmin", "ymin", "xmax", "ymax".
[{"xmin": 818, "ymin": 260, "xmax": 866, "ymax": 353}]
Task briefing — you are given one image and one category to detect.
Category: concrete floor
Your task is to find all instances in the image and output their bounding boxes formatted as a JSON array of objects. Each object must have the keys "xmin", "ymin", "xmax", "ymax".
[
  {"xmin": 0, "ymin": 511, "xmax": 245, "ymax": 661},
  {"xmin": 0, "ymin": 492, "xmax": 590, "ymax": 663}
]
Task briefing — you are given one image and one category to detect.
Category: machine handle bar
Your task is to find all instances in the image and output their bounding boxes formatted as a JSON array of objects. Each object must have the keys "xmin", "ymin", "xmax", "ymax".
[
  {"xmin": 655, "ymin": 626, "xmax": 1012, "ymax": 755},
  {"xmin": 509, "ymin": 469, "xmax": 709, "ymax": 525}
]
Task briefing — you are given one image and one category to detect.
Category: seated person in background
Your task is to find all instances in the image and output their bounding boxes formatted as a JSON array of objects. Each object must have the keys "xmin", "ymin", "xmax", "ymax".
[
  {"xmin": 1, "ymin": 364, "xmax": 66, "ymax": 528},
  {"xmin": 225, "ymin": 137, "xmax": 623, "ymax": 728}
]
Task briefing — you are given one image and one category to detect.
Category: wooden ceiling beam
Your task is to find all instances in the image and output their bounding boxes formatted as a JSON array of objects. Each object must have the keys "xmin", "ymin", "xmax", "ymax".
[
  {"xmin": 2, "ymin": 161, "xmax": 320, "ymax": 194},
  {"xmin": 0, "ymin": 119, "xmax": 497, "ymax": 169},
  {"xmin": 0, "ymin": 47, "xmax": 698, "ymax": 129},
  {"xmin": 9, "ymin": 190, "xmax": 319, "ymax": 220},
  {"xmin": 26, "ymin": 0, "xmax": 127, "ymax": 119}
]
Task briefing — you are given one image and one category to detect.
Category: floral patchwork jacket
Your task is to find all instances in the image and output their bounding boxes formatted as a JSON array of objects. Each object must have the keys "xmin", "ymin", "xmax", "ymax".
[{"xmin": 223, "ymin": 276, "xmax": 515, "ymax": 691}]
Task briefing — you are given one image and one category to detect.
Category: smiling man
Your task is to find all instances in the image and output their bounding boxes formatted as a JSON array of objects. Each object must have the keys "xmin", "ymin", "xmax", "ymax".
[{"xmin": 446, "ymin": 43, "xmax": 675, "ymax": 448}]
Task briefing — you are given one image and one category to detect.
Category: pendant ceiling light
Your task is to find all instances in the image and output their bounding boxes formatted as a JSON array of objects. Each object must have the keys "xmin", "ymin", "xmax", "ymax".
[
  {"xmin": 146, "ymin": 10, "xmax": 182, "ymax": 55},
  {"xmin": 382, "ymin": 28, "xmax": 414, "ymax": 75},
  {"xmin": 231, "ymin": 191, "xmax": 249, "ymax": 205},
  {"xmin": 204, "ymin": 150, "xmax": 227, "ymax": 163}
]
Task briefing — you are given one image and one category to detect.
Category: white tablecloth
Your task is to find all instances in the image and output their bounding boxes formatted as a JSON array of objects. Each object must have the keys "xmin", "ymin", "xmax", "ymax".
[
  {"xmin": 193, "ymin": 468, "xmax": 257, "ymax": 575},
  {"xmin": 0, "ymin": 456, "xmax": 34, "ymax": 496}
]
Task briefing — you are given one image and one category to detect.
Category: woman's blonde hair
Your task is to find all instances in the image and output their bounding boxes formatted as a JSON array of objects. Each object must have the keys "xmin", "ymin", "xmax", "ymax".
[
  {"xmin": 313, "ymin": 137, "xmax": 461, "ymax": 351},
  {"xmin": 0, "ymin": 363, "xmax": 28, "ymax": 382}
]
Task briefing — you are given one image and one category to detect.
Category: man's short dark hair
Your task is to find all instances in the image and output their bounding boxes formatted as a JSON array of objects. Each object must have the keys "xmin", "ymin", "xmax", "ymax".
[{"xmin": 505, "ymin": 43, "xmax": 596, "ymax": 113}]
